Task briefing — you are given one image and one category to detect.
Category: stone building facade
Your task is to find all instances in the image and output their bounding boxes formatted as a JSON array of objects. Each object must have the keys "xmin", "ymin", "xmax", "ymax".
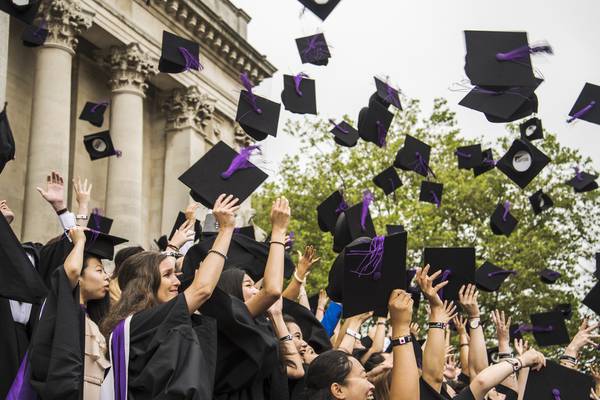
[{"xmin": 0, "ymin": 0, "xmax": 276, "ymax": 248}]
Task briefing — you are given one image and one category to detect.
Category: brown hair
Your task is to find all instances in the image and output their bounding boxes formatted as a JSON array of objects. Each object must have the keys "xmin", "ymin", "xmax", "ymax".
[
  {"xmin": 371, "ymin": 369, "xmax": 391, "ymax": 400},
  {"xmin": 101, "ymin": 251, "xmax": 167, "ymax": 335}
]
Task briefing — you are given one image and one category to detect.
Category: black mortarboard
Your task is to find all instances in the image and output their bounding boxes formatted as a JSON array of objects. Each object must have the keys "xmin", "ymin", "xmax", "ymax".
[
  {"xmin": 333, "ymin": 201, "xmax": 376, "ymax": 253},
  {"xmin": 0, "ymin": 102, "xmax": 15, "ymax": 174},
  {"xmin": 83, "ymin": 130, "xmax": 119, "ymax": 161},
  {"xmin": 169, "ymin": 211, "xmax": 201, "ymax": 243},
  {"xmin": 458, "ymin": 79, "xmax": 543, "ymax": 123},
  {"xmin": 372, "ymin": 77, "xmax": 402, "ymax": 110},
  {"xmin": 394, "ymin": 135, "xmax": 432, "ymax": 177},
  {"xmin": 519, "ymin": 117, "xmax": 543, "ymax": 141},
  {"xmin": 373, "ymin": 166, "xmax": 402, "ymax": 196},
  {"xmin": 87, "ymin": 213, "xmax": 113, "ymax": 234},
  {"xmin": 282, "ymin": 297, "xmax": 332, "ymax": 353},
  {"xmin": 496, "ymin": 138, "xmax": 550, "ymax": 189},
  {"xmin": 565, "ymin": 168, "xmax": 598, "ymax": 193},
  {"xmin": 567, "ymin": 83, "xmax": 600, "ymax": 125},
  {"xmin": 297, "ymin": 0, "xmax": 341, "ymax": 21},
  {"xmin": 583, "ymin": 282, "xmax": 600, "ymax": 316},
  {"xmin": 528, "ymin": 311, "xmax": 570, "ymax": 346},
  {"xmin": 539, "ymin": 268, "xmax": 561, "ymax": 284},
  {"xmin": 317, "ymin": 190, "xmax": 347, "ymax": 234},
  {"xmin": 523, "ymin": 360, "xmax": 593, "ymax": 400},
  {"xmin": 329, "ymin": 120, "xmax": 359, "ymax": 147},
  {"xmin": 235, "ymin": 226, "xmax": 256, "ymax": 240},
  {"xmin": 158, "ymin": 30, "xmax": 201, "ymax": 74},
  {"xmin": 509, "ymin": 323, "xmax": 523, "ymax": 341},
  {"xmin": 386, "ymin": 224, "xmax": 405, "ymax": 235},
  {"xmin": 473, "ymin": 149, "xmax": 496, "ymax": 178},
  {"xmin": 596, "ymin": 252, "xmax": 600, "ymax": 280},
  {"xmin": 422, "ymin": 247, "xmax": 476, "ymax": 301},
  {"xmin": 281, "ymin": 73, "xmax": 317, "ymax": 115},
  {"xmin": 360, "ymin": 336, "xmax": 373, "ymax": 349},
  {"xmin": 343, "ymin": 232, "xmax": 407, "ymax": 318},
  {"xmin": 235, "ymin": 90, "xmax": 281, "ymax": 141},
  {"xmin": 0, "ymin": 0, "xmax": 41, "ymax": 25},
  {"xmin": 475, "ymin": 261, "xmax": 516, "ymax": 292},
  {"xmin": 21, "ymin": 23, "xmax": 47, "ymax": 47},
  {"xmin": 490, "ymin": 201, "xmax": 518, "ymax": 236},
  {"xmin": 464, "ymin": 30, "xmax": 540, "ymax": 88},
  {"xmin": 154, "ymin": 235, "xmax": 168, "ymax": 251},
  {"xmin": 326, "ymin": 249, "xmax": 346, "ymax": 302},
  {"xmin": 455, "ymin": 144, "xmax": 483, "ymax": 170},
  {"xmin": 296, "ymin": 33, "xmax": 331, "ymax": 66},
  {"xmin": 357, "ymin": 102, "xmax": 394, "ymax": 148},
  {"xmin": 487, "ymin": 346, "xmax": 500, "ymax": 365},
  {"xmin": 79, "ymin": 101, "xmax": 108, "ymax": 127},
  {"xmin": 553, "ymin": 303, "xmax": 572, "ymax": 320},
  {"xmin": 529, "ymin": 189, "xmax": 553, "ymax": 215},
  {"xmin": 179, "ymin": 141, "xmax": 268, "ymax": 209},
  {"xmin": 419, "ymin": 181, "xmax": 443, "ymax": 208},
  {"xmin": 83, "ymin": 230, "xmax": 127, "ymax": 261}
]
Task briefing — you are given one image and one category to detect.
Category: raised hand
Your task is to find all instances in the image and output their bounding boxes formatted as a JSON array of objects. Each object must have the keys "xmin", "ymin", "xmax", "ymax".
[
  {"xmin": 458, "ymin": 284, "xmax": 480, "ymax": 318},
  {"xmin": 491, "ymin": 309, "xmax": 512, "ymax": 350},
  {"xmin": 410, "ymin": 322, "xmax": 421, "ymax": 337},
  {"xmin": 440, "ymin": 300, "xmax": 458, "ymax": 323},
  {"xmin": 68, "ymin": 226, "xmax": 87, "ymax": 245},
  {"xmin": 453, "ymin": 315, "xmax": 468, "ymax": 336},
  {"xmin": 297, "ymin": 245, "xmax": 320, "ymax": 278},
  {"xmin": 513, "ymin": 338, "xmax": 529, "ymax": 356},
  {"xmin": 185, "ymin": 202, "xmax": 200, "ymax": 221},
  {"xmin": 270, "ymin": 197, "xmax": 291, "ymax": 235},
  {"xmin": 444, "ymin": 353, "xmax": 459, "ymax": 380},
  {"xmin": 415, "ymin": 265, "xmax": 448, "ymax": 310},
  {"xmin": 519, "ymin": 348, "xmax": 546, "ymax": 371},
  {"xmin": 212, "ymin": 194, "xmax": 240, "ymax": 230},
  {"xmin": 73, "ymin": 177, "xmax": 92, "ymax": 214},
  {"xmin": 317, "ymin": 289, "xmax": 329, "ymax": 309},
  {"xmin": 0, "ymin": 200, "xmax": 15, "ymax": 224},
  {"xmin": 565, "ymin": 317, "xmax": 599, "ymax": 356},
  {"xmin": 388, "ymin": 289, "xmax": 414, "ymax": 330},
  {"xmin": 36, "ymin": 171, "xmax": 65, "ymax": 211},
  {"xmin": 169, "ymin": 219, "xmax": 195, "ymax": 249}
]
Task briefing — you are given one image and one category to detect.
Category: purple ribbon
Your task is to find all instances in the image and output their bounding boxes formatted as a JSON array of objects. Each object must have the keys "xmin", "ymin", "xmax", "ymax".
[
  {"xmin": 302, "ymin": 35, "xmax": 328, "ymax": 63},
  {"xmin": 388, "ymin": 178, "xmax": 396, "ymax": 193},
  {"xmin": 544, "ymin": 270, "xmax": 561, "ymax": 280},
  {"xmin": 91, "ymin": 101, "xmax": 109, "ymax": 113},
  {"xmin": 6, "ymin": 351, "xmax": 37, "ymax": 400},
  {"xmin": 483, "ymin": 157, "xmax": 497, "ymax": 167},
  {"xmin": 551, "ymin": 388, "xmax": 561, "ymax": 400},
  {"xmin": 335, "ymin": 199, "xmax": 349, "ymax": 214},
  {"xmin": 87, "ymin": 229, "xmax": 101, "ymax": 249},
  {"xmin": 496, "ymin": 43, "xmax": 553, "ymax": 61},
  {"xmin": 455, "ymin": 150, "xmax": 472, "ymax": 158},
  {"xmin": 487, "ymin": 270, "xmax": 517, "ymax": 277},
  {"xmin": 221, "ymin": 145, "xmax": 261, "ymax": 179},
  {"xmin": 430, "ymin": 190, "xmax": 441, "ymax": 208},
  {"xmin": 376, "ymin": 120, "xmax": 387, "ymax": 147},
  {"xmin": 502, "ymin": 201, "xmax": 511, "ymax": 222},
  {"xmin": 240, "ymin": 73, "xmax": 262, "ymax": 114},
  {"xmin": 293, "ymin": 72, "xmax": 308, "ymax": 96},
  {"xmin": 113, "ymin": 149, "xmax": 123, "ymax": 158},
  {"xmin": 178, "ymin": 47, "xmax": 203, "ymax": 71},
  {"xmin": 413, "ymin": 152, "xmax": 436, "ymax": 178},
  {"xmin": 384, "ymin": 83, "xmax": 401, "ymax": 108},
  {"xmin": 329, "ymin": 119, "xmax": 349, "ymax": 134},
  {"xmin": 574, "ymin": 167, "xmax": 584, "ymax": 182},
  {"xmin": 438, "ymin": 269, "xmax": 451, "ymax": 300},
  {"xmin": 286, "ymin": 231, "xmax": 295, "ymax": 246},
  {"xmin": 112, "ymin": 320, "xmax": 127, "ymax": 400},
  {"xmin": 360, "ymin": 190, "xmax": 373, "ymax": 231},
  {"xmin": 567, "ymin": 100, "xmax": 596, "ymax": 123},
  {"xmin": 514, "ymin": 324, "xmax": 553, "ymax": 334},
  {"xmin": 32, "ymin": 21, "xmax": 47, "ymax": 38},
  {"xmin": 346, "ymin": 235, "xmax": 385, "ymax": 280},
  {"xmin": 91, "ymin": 208, "xmax": 102, "ymax": 231}
]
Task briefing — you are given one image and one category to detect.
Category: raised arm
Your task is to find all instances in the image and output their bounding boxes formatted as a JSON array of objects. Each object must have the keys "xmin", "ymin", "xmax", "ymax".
[
  {"xmin": 64, "ymin": 226, "xmax": 87, "ymax": 288},
  {"xmin": 491, "ymin": 309, "xmax": 518, "ymax": 391},
  {"xmin": 315, "ymin": 289, "xmax": 329, "ymax": 321},
  {"xmin": 453, "ymin": 315, "xmax": 470, "ymax": 378},
  {"xmin": 73, "ymin": 176, "xmax": 92, "ymax": 221},
  {"xmin": 282, "ymin": 245, "xmax": 320, "ymax": 301},
  {"xmin": 514, "ymin": 338, "xmax": 530, "ymax": 400},
  {"xmin": 184, "ymin": 194, "xmax": 238, "ymax": 314},
  {"xmin": 336, "ymin": 312, "xmax": 372, "ymax": 353},
  {"xmin": 459, "ymin": 284, "xmax": 488, "ymax": 377},
  {"xmin": 267, "ymin": 296, "xmax": 305, "ymax": 379},
  {"xmin": 559, "ymin": 317, "xmax": 598, "ymax": 370},
  {"xmin": 245, "ymin": 197, "xmax": 291, "ymax": 318}
]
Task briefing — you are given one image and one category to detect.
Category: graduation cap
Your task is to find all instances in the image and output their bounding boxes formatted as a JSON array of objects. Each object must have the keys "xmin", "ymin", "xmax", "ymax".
[
  {"xmin": 0, "ymin": 0, "xmax": 41, "ymax": 25},
  {"xmin": 79, "ymin": 101, "xmax": 109, "ymax": 127},
  {"xmin": 234, "ymin": 225, "xmax": 256, "ymax": 240},
  {"xmin": 394, "ymin": 135, "xmax": 433, "ymax": 177},
  {"xmin": 83, "ymin": 230, "xmax": 127, "ymax": 261},
  {"xmin": 296, "ymin": 33, "xmax": 331, "ymax": 66},
  {"xmin": 523, "ymin": 360, "xmax": 594, "ymax": 400},
  {"xmin": 519, "ymin": 117, "xmax": 543, "ymax": 141},
  {"xmin": 317, "ymin": 190, "xmax": 347, "ymax": 234},
  {"xmin": 464, "ymin": 30, "xmax": 546, "ymax": 88},
  {"xmin": 565, "ymin": 167, "xmax": 598, "ymax": 193},
  {"xmin": 154, "ymin": 235, "xmax": 168, "ymax": 251},
  {"xmin": 524, "ymin": 311, "xmax": 570, "ymax": 346},
  {"xmin": 539, "ymin": 268, "xmax": 561, "ymax": 284},
  {"xmin": 178, "ymin": 141, "xmax": 268, "ymax": 209},
  {"xmin": 0, "ymin": 102, "xmax": 15, "ymax": 174},
  {"xmin": 87, "ymin": 212, "xmax": 113, "ymax": 234},
  {"xmin": 583, "ymin": 282, "xmax": 600, "ymax": 316},
  {"xmin": 83, "ymin": 131, "xmax": 121, "ymax": 160},
  {"xmin": 455, "ymin": 144, "xmax": 483, "ymax": 170},
  {"xmin": 490, "ymin": 201, "xmax": 518, "ymax": 236},
  {"xmin": 21, "ymin": 22, "xmax": 47, "ymax": 47},
  {"xmin": 372, "ymin": 77, "xmax": 402, "ymax": 110},
  {"xmin": 326, "ymin": 249, "xmax": 346, "ymax": 302},
  {"xmin": 158, "ymin": 30, "xmax": 202, "ymax": 74},
  {"xmin": 419, "ymin": 181, "xmax": 443, "ymax": 208},
  {"xmin": 529, "ymin": 189, "xmax": 553, "ymax": 215},
  {"xmin": 297, "ymin": 0, "xmax": 341, "ymax": 21},
  {"xmin": 282, "ymin": 298, "xmax": 333, "ymax": 353},
  {"xmin": 553, "ymin": 303, "xmax": 572, "ymax": 320},
  {"xmin": 475, "ymin": 261, "xmax": 516, "ymax": 292},
  {"xmin": 473, "ymin": 148, "xmax": 496, "ymax": 177},
  {"xmin": 357, "ymin": 102, "xmax": 394, "ymax": 148},
  {"xmin": 596, "ymin": 252, "xmax": 600, "ymax": 280},
  {"xmin": 169, "ymin": 211, "xmax": 202, "ymax": 243},
  {"xmin": 422, "ymin": 247, "xmax": 476, "ymax": 301},
  {"xmin": 281, "ymin": 73, "xmax": 317, "ymax": 115},
  {"xmin": 333, "ymin": 191, "xmax": 376, "ymax": 253},
  {"xmin": 386, "ymin": 224, "xmax": 405, "ymax": 235},
  {"xmin": 236, "ymin": 73, "xmax": 281, "ymax": 141},
  {"xmin": 567, "ymin": 82, "xmax": 600, "ymax": 125},
  {"xmin": 329, "ymin": 119, "xmax": 359, "ymax": 147},
  {"xmin": 496, "ymin": 138, "xmax": 550, "ymax": 189},
  {"xmin": 509, "ymin": 323, "xmax": 523, "ymax": 341},
  {"xmin": 342, "ymin": 232, "xmax": 407, "ymax": 318},
  {"xmin": 372, "ymin": 166, "xmax": 402, "ymax": 195}
]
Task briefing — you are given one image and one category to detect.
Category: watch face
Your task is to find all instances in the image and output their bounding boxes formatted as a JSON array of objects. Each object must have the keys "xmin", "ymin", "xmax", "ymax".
[{"xmin": 469, "ymin": 319, "xmax": 480, "ymax": 329}]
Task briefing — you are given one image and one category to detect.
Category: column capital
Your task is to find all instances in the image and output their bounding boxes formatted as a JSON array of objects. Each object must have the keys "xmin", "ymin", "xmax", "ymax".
[
  {"xmin": 39, "ymin": 0, "xmax": 94, "ymax": 54},
  {"xmin": 163, "ymin": 86, "xmax": 216, "ymax": 133},
  {"xmin": 101, "ymin": 43, "xmax": 157, "ymax": 97}
]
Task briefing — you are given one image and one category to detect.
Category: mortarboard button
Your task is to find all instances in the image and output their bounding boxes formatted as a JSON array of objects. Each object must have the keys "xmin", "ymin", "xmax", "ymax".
[
  {"xmin": 553, "ymin": 303, "xmax": 572, "ymax": 320},
  {"xmin": 419, "ymin": 181, "xmax": 443, "ymax": 208},
  {"xmin": 372, "ymin": 77, "xmax": 402, "ymax": 110},
  {"xmin": 372, "ymin": 166, "xmax": 402, "ymax": 196},
  {"xmin": 539, "ymin": 268, "xmax": 561, "ymax": 284},
  {"xmin": 358, "ymin": 102, "xmax": 394, "ymax": 148},
  {"xmin": 0, "ymin": 102, "xmax": 16, "ymax": 175},
  {"xmin": 296, "ymin": 33, "xmax": 331, "ymax": 66},
  {"xmin": 235, "ymin": 73, "xmax": 281, "ymax": 141},
  {"xmin": 178, "ymin": 141, "xmax": 268, "ymax": 209},
  {"xmin": 0, "ymin": 0, "xmax": 41, "ymax": 25},
  {"xmin": 524, "ymin": 360, "xmax": 594, "ymax": 400},
  {"xmin": 83, "ymin": 230, "xmax": 128, "ymax": 261},
  {"xmin": 333, "ymin": 192, "xmax": 376, "ymax": 253},
  {"xmin": 317, "ymin": 190, "xmax": 347, "ymax": 234},
  {"xmin": 529, "ymin": 189, "xmax": 553, "ymax": 215},
  {"xmin": 169, "ymin": 211, "xmax": 202, "ymax": 243},
  {"xmin": 526, "ymin": 311, "xmax": 570, "ymax": 346},
  {"xmin": 490, "ymin": 201, "xmax": 518, "ymax": 236},
  {"xmin": 455, "ymin": 144, "xmax": 483, "ymax": 170},
  {"xmin": 473, "ymin": 148, "xmax": 496, "ymax": 177},
  {"xmin": 394, "ymin": 135, "xmax": 434, "ymax": 178},
  {"xmin": 158, "ymin": 30, "xmax": 202, "ymax": 74},
  {"xmin": 83, "ymin": 131, "xmax": 121, "ymax": 161},
  {"xmin": 567, "ymin": 83, "xmax": 600, "ymax": 125},
  {"xmin": 583, "ymin": 281, "xmax": 600, "ymax": 316},
  {"xmin": 281, "ymin": 73, "xmax": 317, "ymax": 115},
  {"xmin": 21, "ymin": 23, "xmax": 47, "ymax": 47},
  {"xmin": 496, "ymin": 138, "xmax": 550, "ymax": 189},
  {"xmin": 329, "ymin": 119, "xmax": 359, "ymax": 147},
  {"xmin": 79, "ymin": 101, "xmax": 109, "ymax": 127},
  {"xmin": 565, "ymin": 166, "xmax": 598, "ymax": 193},
  {"xmin": 519, "ymin": 117, "xmax": 543, "ymax": 141},
  {"xmin": 475, "ymin": 261, "xmax": 517, "ymax": 292},
  {"xmin": 422, "ymin": 247, "xmax": 476, "ymax": 302},
  {"xmin": 297, "ymin": 0, "xmax": 341, "ymax": 21},
  {"xmin": 386, "ymin": 224, "xmax": 405, "ymax": 235}
]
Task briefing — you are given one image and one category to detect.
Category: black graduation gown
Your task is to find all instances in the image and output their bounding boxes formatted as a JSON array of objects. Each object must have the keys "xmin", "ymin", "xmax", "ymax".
[
  {"xmin": 37, "ymin": 235, "xmax": 73, "ymax": 288},
  {"xmin": 127, "ymin": 293, "xmax": 217, "ymax": 399},
  {"xmin": 282, "ymin": 298, "xmax": 332, "ymax": 354}
]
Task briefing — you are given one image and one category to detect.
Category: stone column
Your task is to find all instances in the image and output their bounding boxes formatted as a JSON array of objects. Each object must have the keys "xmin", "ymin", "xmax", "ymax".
[
  {"xmin": 0, "ymin": 13, "xmax": 9, "ymax": 104},
  {"xmin": 22, "ymin": 0, "xmax": 92, "ymax": 241},
  {"xmin": 161, "ymin": 86, "xmax": 216, "ymax": 233},
  {"xmin": 102, "ymin": 44, "xmax": 155, "ymax": 244}
]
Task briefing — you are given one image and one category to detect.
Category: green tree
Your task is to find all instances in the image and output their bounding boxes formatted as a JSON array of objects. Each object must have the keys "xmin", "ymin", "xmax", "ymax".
[{"xmin": 253, "ymin": 97, "xmax": 600, "ymax": 361}]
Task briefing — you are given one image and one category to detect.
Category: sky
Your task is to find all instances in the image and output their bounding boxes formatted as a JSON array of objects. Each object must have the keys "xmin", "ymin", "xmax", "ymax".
[{"xmin": 229, "ymin": 0, "xmax": 600, "ymax": 176}]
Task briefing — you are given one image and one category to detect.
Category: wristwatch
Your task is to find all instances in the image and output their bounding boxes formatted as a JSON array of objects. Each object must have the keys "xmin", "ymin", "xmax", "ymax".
[
  {"xmin": 468, "ymin": 318, "xmax": 481, "ymax": 329},
  {"xmin": 346, "ymin": 328, "xmax": 362, "ymax": 340},
  {"xmin": 279, "ymin": 334, "xmax": 293, "ymax": 342}
]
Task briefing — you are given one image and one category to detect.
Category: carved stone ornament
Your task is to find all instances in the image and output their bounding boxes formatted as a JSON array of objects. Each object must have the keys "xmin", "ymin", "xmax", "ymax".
[
  {"xmin": 102, "ymin": 43, "xmax": 157, "ymax": 96},
  {"xmin": 38, "ymin": 0, "xmax": 94, "ymax": 53}
]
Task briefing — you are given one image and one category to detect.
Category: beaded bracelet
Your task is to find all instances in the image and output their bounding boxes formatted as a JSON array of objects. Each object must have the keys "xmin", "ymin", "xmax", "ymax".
[{"xmin": 208, "ymin": 249, "xmax": 227, "ymax": 261}]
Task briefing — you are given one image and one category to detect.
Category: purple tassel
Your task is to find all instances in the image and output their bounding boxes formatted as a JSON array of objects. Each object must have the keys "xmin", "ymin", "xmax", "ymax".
[
  {"xmin": 483, "ymin": 157, "xmax": 497, "ymax": 167},
  {"xmin": 114, "ymin": 149, "xmax": 123, "ymax": 158},
  {"xmin": 360, "ymin": 190, "xmax": 373, "ymax": 231},
  {"xmin": 438, "ymin": 269, "xmax": 452, "ymax": 300},
  {"xmin": 91, "ymin": 101, "xmax": 109, "ymax": 113},
  {"xmin": 455, "ymin": 150, "xmax": 472, "ymax": 158},
  {"xmin": 551, "ymin": 388, "xmax": 561, "ymax": 400},
  {"xmin": 178, "ymin": 47, "xmax": 203, "ymax": 71},
  {"xmin": 32, "ymin": 21, "xmax": 47, "ymax": 38},
  {"xmin": 329, "ymin": 119, "xmax": 350, "ymax": 134},
  {"xmin": 286, "ymin": 231, "xmax": 295, "ymax": 247},
  {"xmin": 496, "ymin": 42, "xmax": 553, "ymax": 61},
  {"xmin": 414, "ymin": 152, "xmax": 436, "ymax": 178},
  {"xmin": 430, "ymin": 190, "xmax": 441, "ymax": 208},
  {"xmin": 6, "ymin": 351, "xmax": 37, "ymax": 400},
  {"xmin": 488, "ymin": 270, "xmax": 517, "ymax": 277},
  {"xmin": 240, "ymin": 73, "xmax": 263, "ymax": 114},
  {"xmin": 293, "ymin": 72, "xmax": 308, "ymax": 96},
  {"xmin": 91, "ymin": 208, "xmax": 102, "ymax": 231},
  {"xmin": 574, "ymin": 166, "xmax": 584, "ymax": 181},
  {"xmin": 376, "ymin": 120, "xmax": 387, "ymax": 147},
  {"xmin": 519, "ymin": 324, "xmax": 554, "ymax": 333},
  {"xmin": 302, "ymin": 35, "xmax": 328, "ymax": 63},
  {"xmin": 335, "ymin": 199, "xmax": 349, "ymax": 214},
  {"xmin": 346, "ymin": 235, "xmax": 385, "ymax": 280},
  {"xmin": 384, "ymin": 83, "xmax": 401, "ymax": 108},
  {"xmin": 567, "ymin": 101, "xmax": 596, "ymax": 123},
  {"xmin": 221, "ymin": 145, "xmax": 261, "ymax": 179},
  {"xmin": 502, "ymin": 201, "xmax": 511, "ymax": 222}
]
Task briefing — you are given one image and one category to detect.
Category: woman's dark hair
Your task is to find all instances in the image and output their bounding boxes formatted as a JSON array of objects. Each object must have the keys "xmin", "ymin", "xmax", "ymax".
[
  {"xmin": 112, "ymin": 246, "xmax": 145, "ymax": 279},
  {"xmin": 217, "ymin": 268, "xmax": 246, "ymax": 301},
  {"xmin": 101, "ymin": 251, "xmax": 167, "ymax": 335},
  {"xmin": 305, "ymin": 350, "xmax": 354, "ymax": 399},
  {"xmin": 352, "ymin": 348, "xmax": 369, "ymax": 363},
  {"xmin": 81, "ymin": 254, "xmax": 110, "ymax": 326},
  {"xmin": 364, "ymin": 352, "xmax": 386, "ymax": 372},
  {"xmin": 283, "ymin": 314, "xmax": 298, "ymax": 326}
]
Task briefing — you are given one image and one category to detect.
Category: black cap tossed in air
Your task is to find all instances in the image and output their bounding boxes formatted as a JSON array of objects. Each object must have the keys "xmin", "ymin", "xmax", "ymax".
[
  {"xmin": 79, "ymin": 101, "xmax": 109, "ymax": 128},
  {"xmin": 83, "ymin": 131, "xmax": 120, "ymax": 161},
  {"xmin": 539, "ymin": 268, "xmax": 561, "ymax": 284},
  {"xmin": 0, "ymin": 0, "xmax": 41, "ymax": 25},
  {"xmin": 455, "ymin": 144, "xmax": 483, "ymax": 170},
  {"xmin": 386, "ymin": 224, "xmax": 405, "ymax": 235},
  {"xmin": 583, "ymin": 281, "xmax": 600, "ymax": 316},
  {"xmin": 527, "ymin": 311, "xmax": 570, "ymax": 346},
  {"xmin": 236, "ymin": 74, "xmax": 281, "ymax": 141},
  {"xmin": 357, "ymin": 102, "xmax": 394, "ymax": 148},
  {"xmin": 296, "ymin": 33, "xmax": 331, "ymax": 66},
  {"xmin": 496, "ymin": 138, "xmax": 550, "ymax": 189},
  {"xmin": 419, "ymin": 181, "xmax": 443, "ymax": 208},
  {"xmin": 317, "ymin": 190, "xmax": 347, "ymax": 234},
  {"xmin": 333, "ymin": 194, "xmax": 376, "ymax": 253},
  {"xmin": 565, "ymin": 167, "xmax": 598, "ymax": 193},
  {"xmin": 490, "ymin": 201, "xmax": 518, "ymax": 236},
  {"xmin": 0, "ymin": 103, "xmax": 15, "ymax": 175},
  {"xmin": 529, "ymin": 189, "xmax": 553, "ymax": 215},
  {"xmin": 158, "ymin": 30, "xmax": 202, "ymax": 74},
  {"xmin": 519, "ymin": 117, "xmax": 543, "ymax": 141},
  {"xmin": 553, "ymin": 303, "xmax": 572, "ymax": 320},
  {"xmin": 475, "ymin": 261, "xmax": 516, "ymax": 292},
  {"xmin": 394, "ymin": 135, "xmax": 433, "ymax": 177},
  {"xmin": 473, "ymin": 148, "xmax": 496, "ymax": 177},
  {"xmin": 21, "ymin": 23, "xmax": 48, "ymax": 47},
  {"xmin": 372, "ymin": 76, "xmax": 402, "ymax": 110},
  {"xmin": 281, "ymin": 73, "xmax": 317, "ymax": 115},
  {"xmin": 567, "ymin": 82, "xmax": 600, "ymax": 126},
  {"xmin": 297, "ymin": 0, "xmax": 341, "ymax": 21},
  {"xmin": 523, "ymin": 360, "xmax": 593, "ymax": 400},
  {"xmin": 329, "ymin": 119, "xmax": 359, "ymax": 147},
  {"xmin": 422, "ymin": 247, "xmax": 476, "ymax": 302},
  {"xmin": 169, "ymin": 211, "xmax": 202, "ymax": 243},
  {"xmin": 372, "ymin": 166, "xmax": 402, "ymax": 196}
]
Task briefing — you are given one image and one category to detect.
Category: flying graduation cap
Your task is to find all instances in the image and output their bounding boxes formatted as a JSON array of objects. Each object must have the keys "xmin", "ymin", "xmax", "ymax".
[
  {"xmin": 524, "ymin": 361, "xmax": 593, "ymax": 400},
  {"xmin": 317, "ymin": 190, "xmax": 348, "ymax": 234},
  {"xmin": 475, "ymin": 261, "xmax": 516, "ymax": 292},
  {"xmin": 0, "ymin": 0, "xmax": 41, "ymax": 25},
  {"xmin": 496, "ymin": 138, "xmax": 550, "ymax": 189},
  {"xmin": 158, "ymin": 30, "xmax": 202, "ymax": 74},
  {"xmin": 329, "ymin": 119, "xmax": 359, "ymax": 147},
  {"xmin": 394, "ymin": 135, "xmax": 434, "ymax": 178},
  {"xmin": 83, "ymin": 131, "xmax": 121, "ymax": 160},
  {"xmin": 490, "ymin": 200, "xmax": 518, "ymax": 236},
  {"xmin": 296, "ymin": 33, "xmax": 331, "ymax": 66},
  {"xmin": 529, "ymin": 189, "xmax": 553, "ymax": 215},
  {"xmin": 79, "ymin": 101, "xmax": 109, "ymax": 127},
  {"xmin": 455, "ymin": 144, "xmax": 483, "ymax": 170},
  {"xmin": 297, "ymin": 0, "xmax": 341, "ymax": 21},
  {"xmin": 281, "ymin": 73, "xmax": 317, "ymax": 115},
  {"xmin": 21, "ymin": 22, "xmax": 48, "ymax": 47},
  {"xmin": 372, "ymin": 166, "xmax": 402, "ymax": 196},
  {"xmin": 371, "ymin": 76, "xmax": 402, "ymax": 110},
  {"xmin": 333, "ymin": 191, "xmax": 376, "ymax": 253},
  {"xmin": 565, "ymin": 166, "xmax": 598, "ymax": 193},
  {"xmin": 520, "ymin": 117, "xmax": 543, "ymax": 141},
  {"xmin": 422, "ymin": 247, "xmax": 476, "ymax": 301},
  {"xmin": 235, "ymin": 73, "xmax": 281, "ymax": 141},
  {"xmin": 567, "ymin": 83, "xmax": 600, "ymax": 125}
]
